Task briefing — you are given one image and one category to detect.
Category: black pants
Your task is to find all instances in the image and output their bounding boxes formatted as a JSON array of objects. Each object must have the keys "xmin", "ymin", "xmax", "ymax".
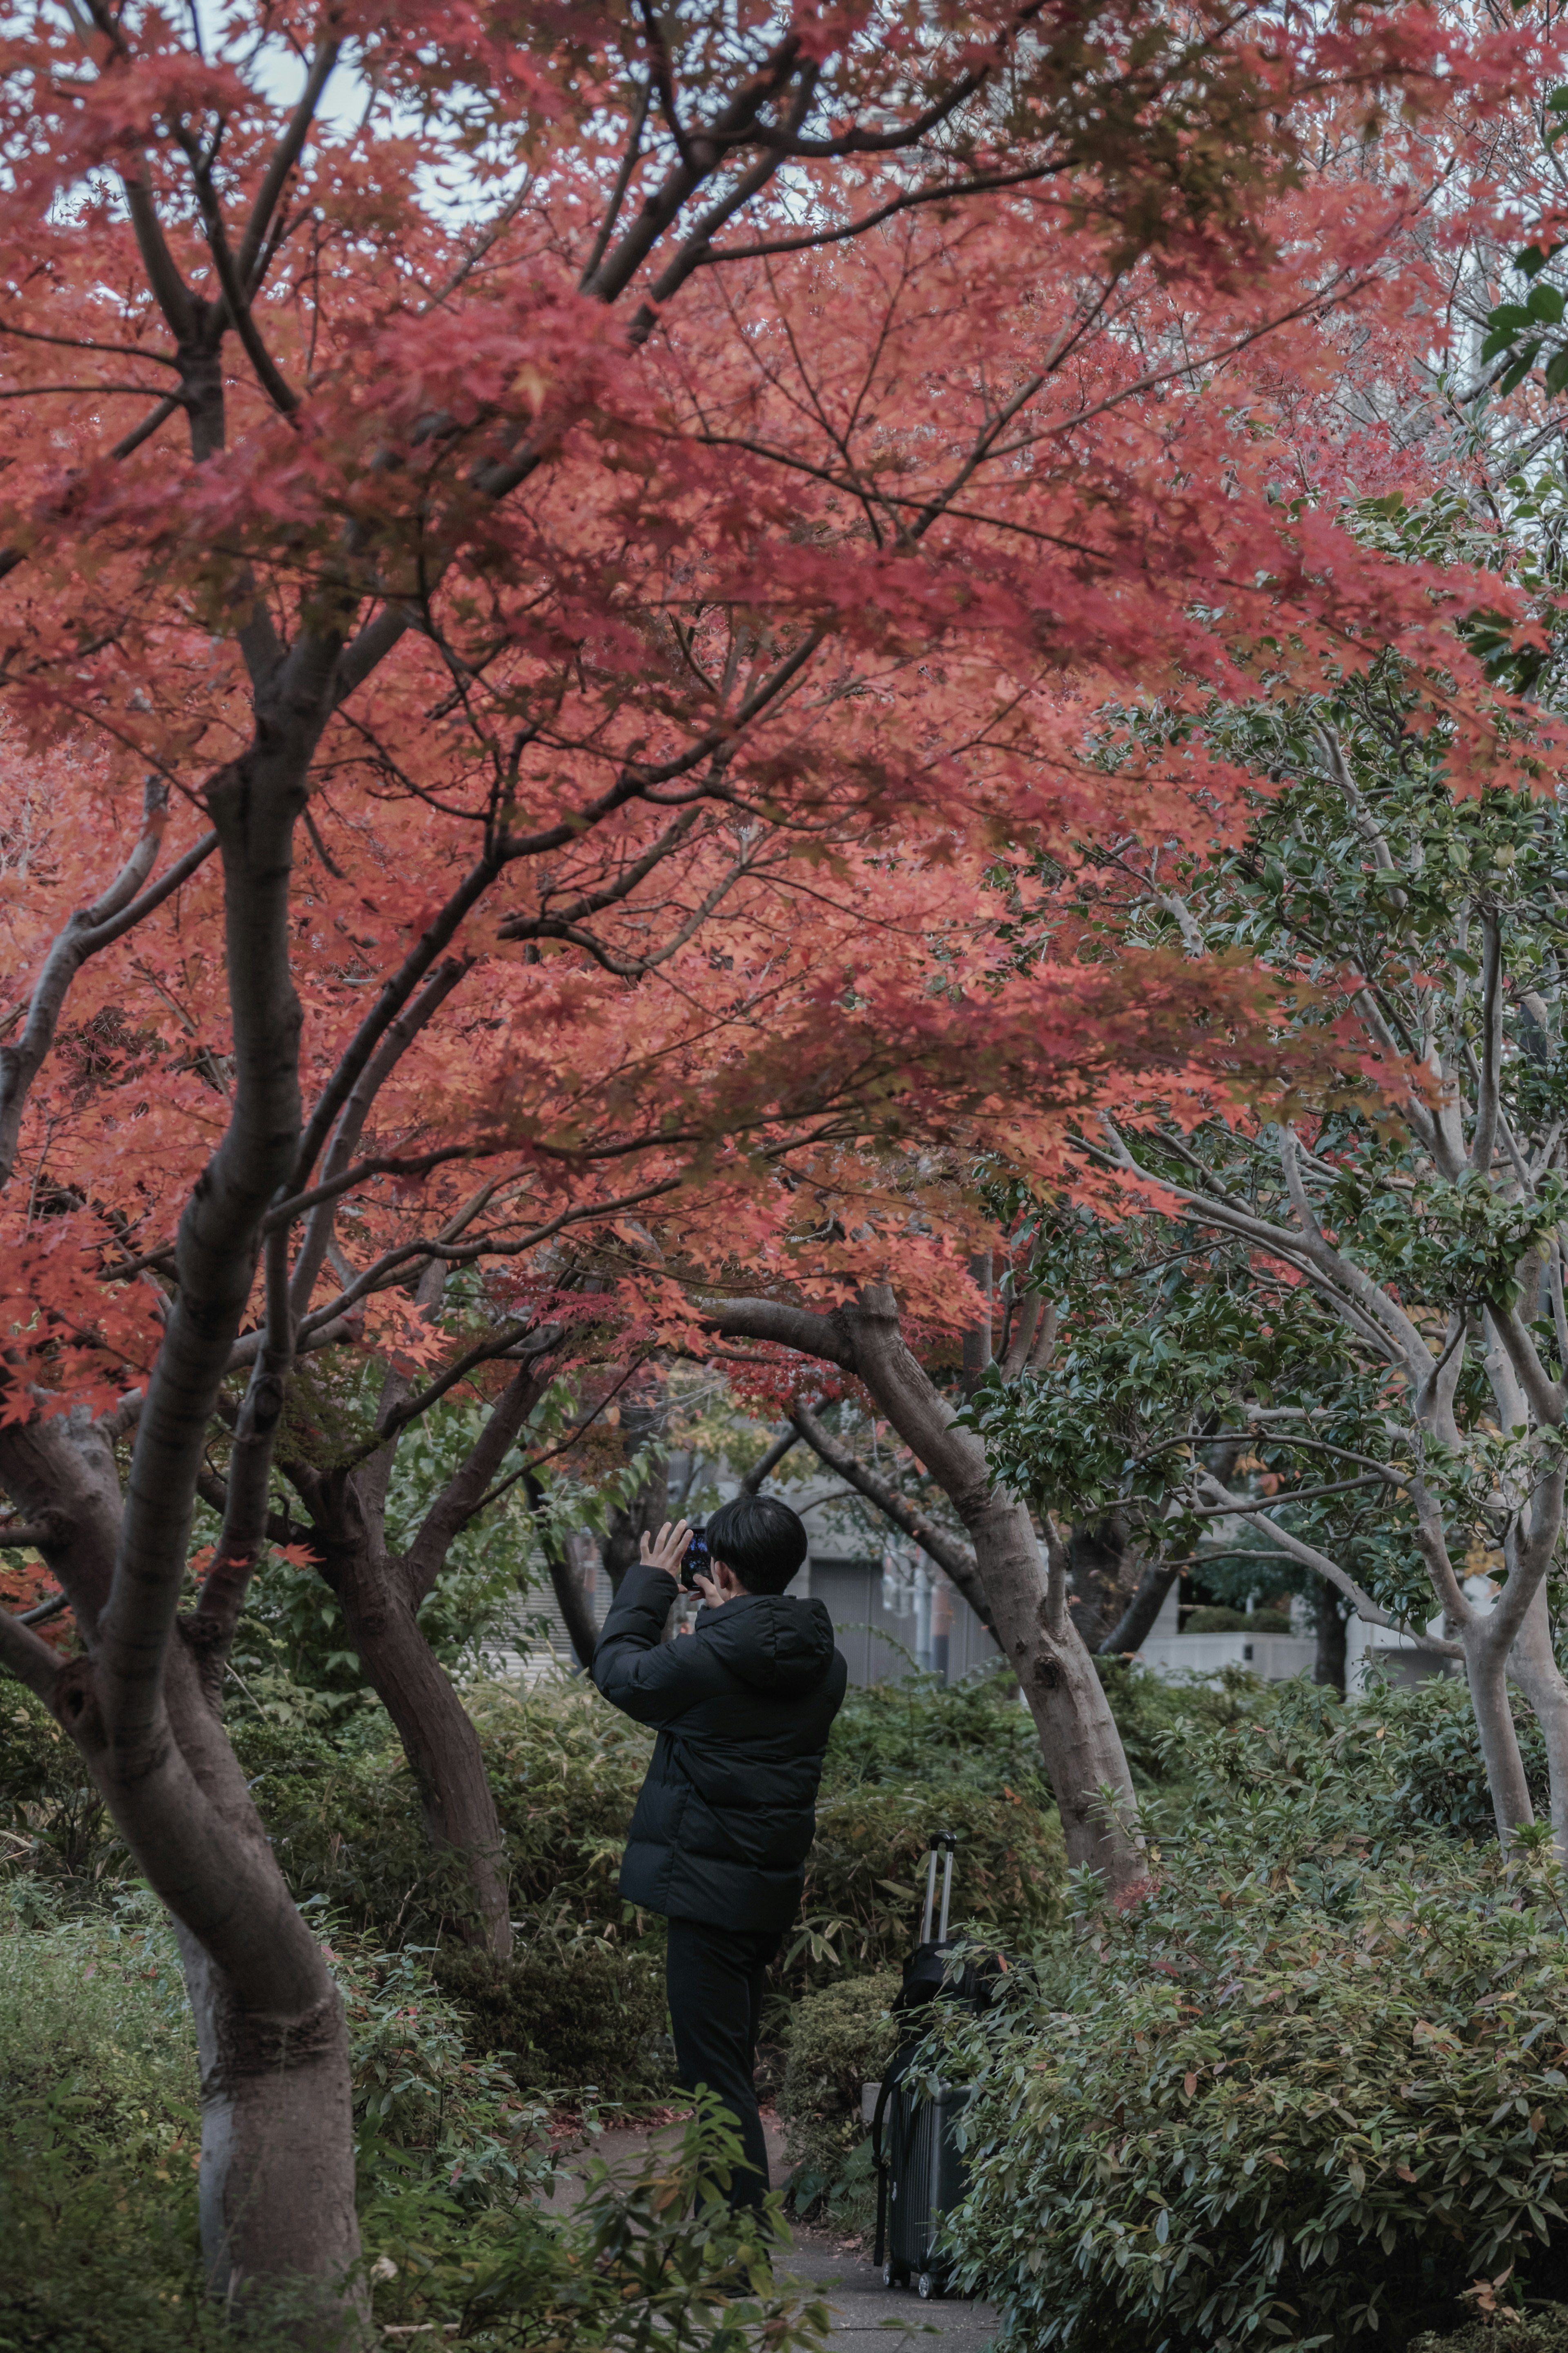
[{"xmin": 666, "ymin": 1917, "xmax": 782, "ymax": 2210}]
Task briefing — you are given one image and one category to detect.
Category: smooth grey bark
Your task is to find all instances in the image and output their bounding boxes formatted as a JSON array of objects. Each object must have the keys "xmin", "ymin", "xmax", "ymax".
[
  {"xmin": 717, "ymin": 1287, "xmax": 1144, "ymax": 1895},
  {"xmin": 1498, "ymin": 1581, "xmax": 1568, "ymax": 1851}
]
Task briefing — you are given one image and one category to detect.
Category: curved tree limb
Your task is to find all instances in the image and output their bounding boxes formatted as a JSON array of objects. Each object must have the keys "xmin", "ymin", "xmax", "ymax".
[
  {"xmin": 788, "ymin": 1397, "xmax": 994, "ymax": 1633},
  {"xmin": 740, "ymin": 1426, "xmax": 802, "ymax": 1494},
  {"xmin": 0, "ymin": 784, "xmax": 217, "ymax": 1187}
]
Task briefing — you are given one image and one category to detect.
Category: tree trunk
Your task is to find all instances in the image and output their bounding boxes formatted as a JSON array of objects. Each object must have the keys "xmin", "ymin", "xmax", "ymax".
[
  {"xmin": 1312, "ymin": 1589, "xmax": 1347, "ymax": 1695},
  {"xmin": 1462, "ymin": 1620, "xmax": 1536, "ymax": 1849},
  {"xmin": 332, "ymin": 1552, "xmax": 512, "ymax": 1955},
  {"xmin": 1502, "ymin": 1582, "xmax": 1568, "ymax": 1863},
  {"xmin": 177, "ymin": 1925, "xmax": 359, "ymax": 2320},
  {"xmin": 1098, "ymin": 1556, "xmax": 1178, "ymax": 1657},
  {"xmin": 1066, "ymin": 1513, "xmax": 1138, "ymax": 1652},
  {"xmin": 842, "ymin": 1291, "xmax": 1144, "ymax": 1896},
  {"xmin": 58, "ymin": 1632, "xmax": 364, "ymax": 2326},
  {"xmin": 548, "ymin": 1543, "xmax": 600, "ymax": 1669},
  {"xmin": 715, "ymin": 1286, "xmax": 1146, "ymax": 1896},
  {"xmin": 599, "ymin": 1394, "xmax": 669, "ymax": 1596}
]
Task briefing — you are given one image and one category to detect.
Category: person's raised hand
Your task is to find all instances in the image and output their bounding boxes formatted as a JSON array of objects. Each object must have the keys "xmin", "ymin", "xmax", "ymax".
[{"xmin": 639, "ymin": 1521, "xmax": 690, "ymax": 1581}]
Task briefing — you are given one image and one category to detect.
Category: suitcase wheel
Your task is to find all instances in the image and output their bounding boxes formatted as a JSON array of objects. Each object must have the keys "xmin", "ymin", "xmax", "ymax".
[{"xmin": 917, "ymin": 2271, "xmax": 940, "ymax": 2301}]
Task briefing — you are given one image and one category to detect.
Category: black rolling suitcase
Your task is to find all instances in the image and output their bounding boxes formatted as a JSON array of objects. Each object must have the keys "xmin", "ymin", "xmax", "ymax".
[{"xmin": 870, "ymin": 1833, "xmax": 1001, "ymax": 2301}]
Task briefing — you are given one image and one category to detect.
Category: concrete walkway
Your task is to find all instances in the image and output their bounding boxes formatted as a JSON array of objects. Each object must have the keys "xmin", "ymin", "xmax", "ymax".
[{"xmin": 543, "ymin": 2115, "xmax": 1000, "ymax": 2353}]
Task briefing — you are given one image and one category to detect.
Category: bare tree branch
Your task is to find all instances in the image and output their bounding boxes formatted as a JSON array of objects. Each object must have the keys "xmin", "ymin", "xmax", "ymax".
[
  {"xmin": 1196, "ymin": 1472, "xmax": 1462, "ymax": 1658},
  {"xmin": 0, "ymin": 1603, "xmax": 65, "ymax": 1697},
  {"xmin": 401, "ymin": 1344, "xmax": 563, "ymax": 1603},
  {"xmin": 0, "ymin": 785, "xmax": 217, "ymax": 1187},
  {"xmin": 788, "ymin": 1397, "xmax": 993, "ymax": 1631},
  {"xmin": 740, "ymin": 1427, "xmax": 801, "ymax": 1494}
]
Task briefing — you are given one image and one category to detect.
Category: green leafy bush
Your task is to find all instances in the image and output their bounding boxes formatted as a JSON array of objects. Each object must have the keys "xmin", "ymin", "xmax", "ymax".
[
  {"xmin": 431, "ymin": 1931, "xmax": 668, "ymax": 2097},
  {"xmin": 794, "ymin": 1780, "xmax": 1064, "ymax": 1986},
  {"xmin": 226, "ymin": 1680, "xmax": 655, "ymax": 1951},
  {"xmin": 779, "ymin": 1969, "xmax": 901, "ymax": 2217},
  {"xmin": 1182, "ymin": 1606, "xmax": 1293, "ymax": 1635},
  {"xmin": 939, "ymin": 1703, "xmax": 1568, "ymax": 2353},
  {"xmin": 0, "ymin": 1893, "xmax": 826, "ymax": 2353},
  {"xmin": 1092, "ymin": 1658, "xmax": 1261, "ymax": 1793},
  {"xmin": 0, "ymin": 1686, "xmax": 122, "ymax": 1894},
  {"xmin": 1153, "ymin": 1671, "xmax": 1548, "ymax": 1852},
  {"xmin": 1412, "ymin": 2311, "xmax": 1568, "ymax": 2352},
  {"xmin": 822, "ymin": 1669, "xmax": 1049, "ymax": 1802}
]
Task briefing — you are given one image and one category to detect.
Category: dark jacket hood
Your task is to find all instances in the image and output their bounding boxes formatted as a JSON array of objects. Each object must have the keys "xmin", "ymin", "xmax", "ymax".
[{"xmin": 695, "ymin": 1592, "xmax": 837, "ymax": 1693}]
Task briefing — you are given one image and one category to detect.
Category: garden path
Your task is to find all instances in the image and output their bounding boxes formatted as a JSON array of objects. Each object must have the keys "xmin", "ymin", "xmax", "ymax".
[{"xmin": 543, "ymin": 2115, "xmax": 999, "ymax": 2353}]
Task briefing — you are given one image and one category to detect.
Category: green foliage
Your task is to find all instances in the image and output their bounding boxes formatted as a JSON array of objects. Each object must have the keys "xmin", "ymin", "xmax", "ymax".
[
  {"xmin": 364, "ymin": 2097, "xmax": 830, "ymax": 2353},
  {"xmin": 0, "ymin": 1684, "xmax": 122, "ymax": 1893},
  {"xmin": 821, "ymin": 1666, "xmax": 1049, "ymax": 1803},
  {"xmin": 1413, "ymin": 2313, "xmax": 1568, "ymax": 2353},
  {"xmin": 794, "ymin": 1780, "xmax": 1064, "ymax": 1987},
  {"xmin": 431, "ymin": 1933, "xmax": 668, "ymax": 2097},
  {"xmin": 937, "ymin": 1692, "xmax": 1568, "ymax": 2353},
  {"xmin": 1183, "ymin": 1606, "xmax": 1293, "ymax": 1634},
  {"xmin": 0, "ymin": 1892, "xmax": 827, "ymax": 2353},
  {"xmin": 220, "ymin": 1681, "xmax": 655, "ymax": 1956},
  {"xmin": 778, "ymin": 1970, "xmax": 901, "ymax": 2221},
  {"xmin": 0, "ymin": 1887, "xmax": 210, "ymax": 2352},
  {"xmin": 1094, "ymin": 1657, "xmax": 1261, "ymax": 1793},
  {"xmin": 1168, "ymin": 1671, "xmax": 1549, "ymax": 1851},
  {"xmin": 472, "ymin": 1679, "xmax": 657, "ymax": 1929}
]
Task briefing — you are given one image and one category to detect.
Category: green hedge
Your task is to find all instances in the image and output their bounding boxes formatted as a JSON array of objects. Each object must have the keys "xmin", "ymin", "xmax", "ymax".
[
  {"xmin": 940, "ymin": 1697, "xmax": 1568, "ymax": 2351},
  {"xmin": 779, "ymin": 1969, "xmax": 901, "ymax": 2218},
  {"xmin": 0, "ymin": 1891, "xmax": 826, "ymax": 2353},
  {"xmin": 431, "ymin": 1931, "xmax": 668, "ymax": 2096},
  {"xmin": 1412, "ymin": 2313, "xmax": 1568, "ymax": 2352}
]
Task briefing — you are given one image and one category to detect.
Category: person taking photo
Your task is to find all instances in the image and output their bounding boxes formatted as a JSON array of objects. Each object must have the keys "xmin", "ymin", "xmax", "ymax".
[{"xmin": 591, "ymin": 1492, "xmax": 847, "ymax": 2209}]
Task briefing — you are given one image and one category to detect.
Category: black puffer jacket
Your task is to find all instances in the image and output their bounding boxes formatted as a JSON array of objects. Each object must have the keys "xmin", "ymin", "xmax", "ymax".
[{"xmin": 592, "ymin": 1561, "xmax": 848, "ymax": 1931}]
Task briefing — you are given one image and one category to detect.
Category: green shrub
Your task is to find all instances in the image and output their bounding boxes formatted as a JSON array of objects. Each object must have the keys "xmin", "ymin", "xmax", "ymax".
[
  {"xmin": 1365, "ymin": 1673, "xmax": 1550, "ymax": 1840},
  {"xmin": 779, "ymin": 1969, "xmax": 901, "ymax": 2218},
  {"xmin": 0, "ymin": 1894, "xmax": 827, "ymax": 2353},
  {"xmin": 822, "ymin": 1669, "xmax": 1050, "ymax": 1803},
  {"xmin": 939, "ymin": 1719, "xmax": 1568, "ymax": 2353},
  {"xmin": 1412, "ymin": 2311, "xmax": 1568, "ymax": 2351},
  {"xmin": 793, "ymin": 1780, "xmax": 1063, "ymax": 1988},
  {"xmin": 431, "ymin": 1931, "xmax": 668, "ymax": 2097},
  {"xmin": 0, "ymin": 1686, "xmax": 122, "ymax": 1893},
  {"xmin": 1183, "ymin": 1605, "xmax": 1293, "ymax": 1634},
  {"xmin": 226, "ymin": 1680, "xmax": 655, "ymax": 1951},
  {"xmin": 471, "ymin": 1678, "xmax": 654, "ymax": 1926},
  {"xmin": 1152, "ymin": 1671, "xmax": 1548, "ymax": 1852},
  {"xmin": 1092, "ymin": 1657, "xmax": 1263, "ymax": 1792}
]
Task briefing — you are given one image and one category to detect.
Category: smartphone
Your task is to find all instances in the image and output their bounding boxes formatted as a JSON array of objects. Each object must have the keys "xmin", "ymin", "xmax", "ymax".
[{"xmin": 679, "ymin": 1528, "xmax": 710, "ymax": 1590}]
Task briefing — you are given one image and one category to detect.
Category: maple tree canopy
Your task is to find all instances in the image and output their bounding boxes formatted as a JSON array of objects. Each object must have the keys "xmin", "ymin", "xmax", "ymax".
[{"xmin": 0, "ymin": 0, "xmax": 1565, "ymax": 2316}]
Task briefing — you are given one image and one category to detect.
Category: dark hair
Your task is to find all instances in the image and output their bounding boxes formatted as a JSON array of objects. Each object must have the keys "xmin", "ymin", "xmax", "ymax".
[{"xmin": 705, "ymin": 1494, "xmax": 808, "ymax": 1596}]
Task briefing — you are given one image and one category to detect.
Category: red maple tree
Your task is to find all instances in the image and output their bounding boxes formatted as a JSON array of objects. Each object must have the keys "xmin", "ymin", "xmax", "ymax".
[{"xmin": 0, "ymin": 0, "xmax": 1554, "ymax": 2317}]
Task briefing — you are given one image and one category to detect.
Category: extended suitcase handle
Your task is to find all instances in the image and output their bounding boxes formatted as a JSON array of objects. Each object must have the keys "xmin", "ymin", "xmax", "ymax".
[
  {"xmin": 871, "ymin": 2068, "xmax": 895, "ymax": 2267},
  {"xmin": 921, "ymin": 1832, "xmax": 957, "ymax": 1945}
]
